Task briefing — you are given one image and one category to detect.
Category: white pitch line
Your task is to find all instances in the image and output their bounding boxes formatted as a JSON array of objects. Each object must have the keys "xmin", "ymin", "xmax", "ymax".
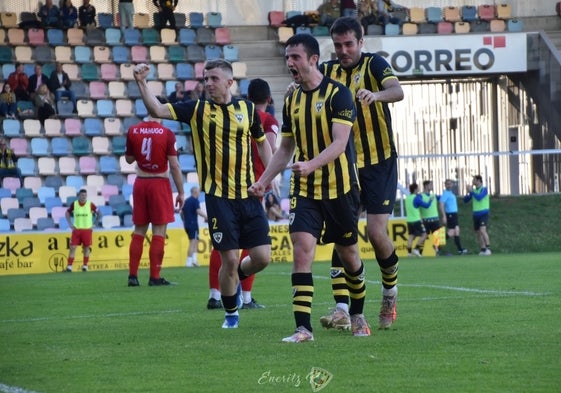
[{"xmin": 0, "ymin": 383, "xmax": 41, "ymax": 393}]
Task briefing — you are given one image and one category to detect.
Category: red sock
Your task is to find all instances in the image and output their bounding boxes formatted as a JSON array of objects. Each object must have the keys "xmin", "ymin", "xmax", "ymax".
[
  {"xmin": 149, "ymin": 235, "xmax": 165, "ymax": 279},
  {"xmin": 239, "ymin": 249, "xmax": 255, "ymax": 291},
  {"xmin": 67, "ymin": 256, "xmax": 74, "ymax": 267},
  {"xmin": 209, "ymin": 249, "xmax": 221, "ymax": 290},
  {"xmin": 83, "ymin": 256, "xmax": 89, "ymax": 266},
  {"xmin": 129, "ymin": 233, "xmax": 144, "ymax": 276}
]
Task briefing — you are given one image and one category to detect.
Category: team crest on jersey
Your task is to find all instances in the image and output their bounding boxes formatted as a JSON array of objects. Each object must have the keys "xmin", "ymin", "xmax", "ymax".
[
  {"xmin": 353, "ymin": 73, "xmax": 361, "ymax": 86},
  {"xmin": 213, "ymin": 232, "xmax": 223, "ymax": 244},
  {"xmin": 315, "ymin": 102, "xmax": 324, "ymax": 112},
  {"xmin": 235, "ymin": 113, "xmax": 244, "ymax": 123}
]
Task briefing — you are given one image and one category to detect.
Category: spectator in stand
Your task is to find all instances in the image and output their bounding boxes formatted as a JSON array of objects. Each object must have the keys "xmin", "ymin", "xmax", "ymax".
[
  {"xmin": 318, "ymin": 0, "xmax": 342, "ymax": 27},
  {"xmin": 38, "ymin": 0, "xmax": 61, "ymax": 28},
  {"xmin": 341, "ymin": 0, "xmax": 357, "ymax": 17},
  {"xmin": 167, "ymin": 82, "xmax": 189, "ymax": 103},
  {"xmin": 189, "ymin": 81, "xmax": 205, "ymax": 100},
  {"xmin": 49, "ymin": 62, "xmax": 77, "ymax": 113},
  {"xmin": 0, "ymin": 137, "xmax": 23, "ymax": 184},
  {"xmin": 60, "ymin": 0, "xmax": 79, "ymax": 28},
  {"xmin": 7, "ymin": 62, "xmax": 29, "ymax": 101},
  {"xmin": 153, "ymin": 0, "xmax": 178, "ymax": 29},
  {"xmin": 78, "ymin": 0, "xmax": 97, "ymax": 28},
  {"xmin": 118, "ymin": 0, "xmax": 135, "ymax": 34},
  {"xmin": 358, "ymin": 0, "xmax": 382, "ymax": 31},
  {"xmin": 33, "ymin": 84, "xmax": 57, "ymax": 125},
  {"xmin": 27, "ymin": 64, "xmax": 50, "ymax": 102},
  {"xmin": 0, "ymin": 84, "xmax": 18, "ymax": 119},
  {"xmin": 377, "ymin": 0, "xmax": 406, "ymax": 25}
]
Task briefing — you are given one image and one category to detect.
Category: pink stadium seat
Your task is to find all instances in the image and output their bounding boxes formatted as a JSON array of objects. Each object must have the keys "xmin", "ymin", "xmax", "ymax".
[
  {"xmin": 28, "ymin": 28, "xmax": 46, "ymax": 45},
  {"xmin": 89, "ymin": 81, "xmax": 108, "ymax": 99},
  {"xmin": 64, "ymin": 118, "xmax": 82, "ymax": 136},
  {"xmin": 478, "ymin": 5, "xmax": 496, "ymax": 21},
  {"xmin": 51, "ymin": 206, "xmax": 67, "ymax": 225},
  {"xmin": 100, "ymin": 63, "xmax": 119, "ymax": 81},
  {"xmin": 78, "ymin": 156, "xmax": 98, "ymax": 174},
  {"xmin": 194, "ymin": 62, "xmax": 204, "ymax": 79},
  {"xmin": 214, "ymin": 27, "xmax": 231, "ymax": 45},
  {"xmin": 131, "ymin": 45, "xmax": 149, "ymax": 63},
  {"xmin": 2, "ymin": 178, "xmax": 21, "ymax": 195},
  {"xmin": 9, "ymin": 138, "xmax": 28, "ymax": 156},
  {"xmin": 268, "ymin": 11, "xmax": 285, "ymax": 27},
  {"xmin": 101, "ymin": 184, "xmax": 119, "ymax": 202}
]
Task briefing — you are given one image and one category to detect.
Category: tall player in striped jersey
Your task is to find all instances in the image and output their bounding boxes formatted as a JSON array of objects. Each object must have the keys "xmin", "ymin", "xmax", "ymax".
[
  {"xmin": 134, "ymin": 60, "xmax": 272, "ymax": 329},
  {"xmin": 319, "ymin": 16, "xmax": 404, "ymax": 330},
  {"xmin": 250, "ymin": 34, "xmax": 369, "ymax": 342}
]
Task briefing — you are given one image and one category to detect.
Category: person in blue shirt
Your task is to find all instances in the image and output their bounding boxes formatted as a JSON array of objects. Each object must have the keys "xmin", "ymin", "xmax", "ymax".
[
  {"xmin": 464, "ymin": 175, "xmax": 491, "ymax": 256},
  {"xmin": 38, "ymin": 0, "xmax": 61, "ymax": 28},
  {"xmin": 61, "ymin": 0, "xmax": 79, "ymax": 29},
  {"xmin": 180, "ymin": 186, "xmax": 207, "ymax": 267},
  {"xmin": 439, "ymin": 179, "xmax": 468, "ymax": 255}
]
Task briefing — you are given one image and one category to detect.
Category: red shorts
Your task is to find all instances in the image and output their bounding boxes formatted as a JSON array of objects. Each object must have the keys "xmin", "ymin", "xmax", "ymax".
[
  {"xmin": 71, "ymin": 228, "xmax": 93, "ymax": 247},
  {"xmin": 132, "ymin": 177, "xmax": 174, "ymax": 225}
]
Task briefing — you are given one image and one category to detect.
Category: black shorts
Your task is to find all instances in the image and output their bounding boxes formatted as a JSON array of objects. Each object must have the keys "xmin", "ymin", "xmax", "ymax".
[
  {"xmin": 289, "ymin": 185, "xmax": 360, "ymax": 246},
  {"xmin": 472, "ymin": 212, "xmax": 489, "ymax": 231},
  {"xmin": 446, "ymin": 213, "xmax": 459, "ymax": 229},
  {"xmin": 422, "ymin": 218, "xmax": 441, "ymax": 234},
  {"xmin": 205, "ymin": 194, "xmax": 271, "ymax": 251},
  {"xmin": 184, "ymin": 225, "xmax": 199, "ymax": 240},
  {"xmin": 407, "ymin": 221, "xmax": 426, "ymax": 237},
  {"xmin": 358, "ymin": 155, "xmax": 398, "ymax": 215}
]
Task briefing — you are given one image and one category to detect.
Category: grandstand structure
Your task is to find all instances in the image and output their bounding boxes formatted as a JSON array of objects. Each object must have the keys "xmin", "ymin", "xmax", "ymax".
[{"xmin": 0, "ymin": 1, "xmax": 561, "ymax": 233}]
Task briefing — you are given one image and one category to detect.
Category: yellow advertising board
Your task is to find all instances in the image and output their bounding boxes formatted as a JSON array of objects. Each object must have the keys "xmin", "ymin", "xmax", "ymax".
[{"xmin": 0, "ymin": 218, "xmax": 436, "ymax": 276}]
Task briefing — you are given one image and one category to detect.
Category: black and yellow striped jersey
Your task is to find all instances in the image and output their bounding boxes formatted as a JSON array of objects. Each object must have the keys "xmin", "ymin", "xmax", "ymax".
[
  {"xmin": 320, "ymin": 53, "xmax": 398, "ymax": 168},
  {"xmin": 169, "ymin": 97, "xmax": 265, "ymax": 199},
  {"xmin": 282, "ymin": 76, "xmax": 357, "ymax": 200}
]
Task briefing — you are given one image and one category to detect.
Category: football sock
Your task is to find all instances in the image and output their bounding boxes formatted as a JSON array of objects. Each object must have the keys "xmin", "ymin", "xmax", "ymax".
[
  {"xmin": 330, "ymin": 249, "xmax": 350, "ymax": 305},
  {"xmin": 292, "ymin": 272, "xmax": 314, "ymax": 332},
  {"xmin": 67, "ymin": 256, "xmax": 74, "ymax": 267},
  {"xmin": 454, "ymin": 236, "xmax": 464, "ymax": 251},
  {"xmin": 129, "ymin": 233, "xmax": 144, "ymax": 276},
  {"xmin": 377, "ymin": 251, "xmax": 399, "ymax": 290},
  {"xmin": 346, "ymin": 262, "xmax": 366, "ymax": 316},
  {"xmin": 209, "ymin": 249, "xmax": 221, "ymax": 290},
  {"xmin": 222, "ymin": 294, "xmax": 238, "ymax": 314},
  {"xmin": 83, "ymin": 256, "xmax": 89, "ymax": 266},
  {"xmin": 149, "ymin": 235, "xmax": 165, "ymax": 279},
  {"xmin": 209, "ymin": 288, "xmax": 221, "ymax": 300},
  {"xmin": 242, "ymin": 291, "xmax": 252, "ymax": 304},
  {"xmin": 241, "ymin": 274, "xmax": 255, "ymax": 292}
]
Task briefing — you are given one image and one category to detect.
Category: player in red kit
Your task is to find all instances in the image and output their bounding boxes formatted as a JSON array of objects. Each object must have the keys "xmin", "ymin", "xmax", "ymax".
[
  {"xmin": 125, "ymin": 108, "xmax": 185, "ymax": 287},
  {"xmin": 207, "ymin": 78, "xmax": 279, "ymax": 309}
]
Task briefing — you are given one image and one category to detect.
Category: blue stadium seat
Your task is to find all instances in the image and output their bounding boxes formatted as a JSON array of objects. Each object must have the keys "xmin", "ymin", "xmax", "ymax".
[
  {"xmin": 37, "ymin": 217, "xmax": 56, "ymax": 230},
  {"xmin": 0, "ymin": 46, "xmax": 13, "ymax": 63},
  {"xmin": 186, "ymin": 44, "xmax": 205, "ymax": 62},
  {"xmin": 44, "ymin": 175, "xmax": 64, "ymax": 190},
  {"xmin": 96, "ymin": 99, "xmax": 115, "ymax": 117},
  {"xmin": 196, "ymin": 27, "xmax": 215, "ymax": 45},
  {"xmin": 111, "ymin": 136, "xmax": 126, "ymax": 155},
  {"xmin": 98, "ymin": 13, "xmax": 114, "ymax": 29},
  {"xmin": 2, "ymin": 64, "xmax": 15, "ymax": 80},
  {"xmin": 81, "ymin": 63, "xmax": 99, "ymax": 81},
  {"xmin": 106, "ymin": 174, "xmax": 124, "ymax": 187},
  {"xmin": 72, "ymin": 136, "xmax": 91, "ymax": 156},
  {"xmin": 57, "ymin": 99, "xmax": 74, "ymax": 118},
  {"xmin": 30, "ymin": 138, "xmax": 50, "ymax": 156},
  {"xmin": 461, "ymin": 6, "xmax": 477, "ymax": 22},
  {"xmin": 162, "ymin": 119, "xmax": 180, "ymax": 133},
  {"xmin": 0, "ymin": 218, "xmax": 11, "ymax": 232},
  {"xmin": 17, "ymin": 158, "xmax": 37, "ymax": 176},
  {"xmin": 122, "ymin": 183, "xmax": 133, "ymax": 201},
  {"xmin": 15, "ymin": 188, "xmax": 34, "ymax": 204},
  {"xmin": 204, "ymin": 45, "xmax": 222, "ymax": 60},
  {"xmin": 123, "ymin": 28, "xmax": 141, "ymax": 46},
  {"xmin": 179, "ymin": 154, "xmax": 196, "ymax": 172},
  {"xmin": 47, "ymin": 28, "xmax": 65, "ymax": 45},
  {"xmin": 51, "ymin": 137, "xmax": 71, "ymax": 156},
  {"xmin": 168, "ymin": 45, "xmax": 185, "ymax": 62},
  {"xmin": 105, "ymin": 28, "xmax": 122, "ymax": 46},
  {"xmin": 112, "ymin": 46, "xmax": 130, "ymax": 63},
  {"xmin": 38, "ymin": 186, "xmax": 56, "ymax": 204},
  {"xmin": 207, "ymin": 12, "xmax": 222, "ymax": 28},
  {"xmin": 239, "ymin": 78, "xmax": 250, "ymax": 97},
  {"xmin": 74, "ymin": 45, "xmax": 92, "ymax": 63},
  {"xmin": 85, "ymin": 28, "xmax": 105, "ymax": 45},
  {"xmin": 99, "ymin": 156, "xmax": 119, "ymax": 174},
  {"xmin": 44, "ymin": 196, "xmax": 62, "ymax": 214},
  {"xmin": 7, "ymin": 208, "xmax": 26, "ymax": 224},
  {"xmin": 223, "ymin": 44, "xmax": 239, "ymax": 62},
  {"xmin": 176, "ymin": 63, "xmax": 194, "ymax": 80},
  {"xmin": 142, "ymin": 28, "xmax": 160, "ymax": 45},
  {"xmin": 2, "ymin": 119, "xmax": 21, "ymax": 137},
  {"xmin": 84, "ymin": 118, "xmax": 104, "ymax": 136},
  {"xmin": 174, "ymin": 13, "xmax": 186, "ymax": 28},
  {"xmin": 134, "ymin": 99, "xmax": 148, "ymax": 117},
  {"xmin": 189, "ymin": 12, "xmax": 204, "ymax": 28},
  {"xmin": 178, "ymin": 28, "xmax": 196, "ymax": 45}
]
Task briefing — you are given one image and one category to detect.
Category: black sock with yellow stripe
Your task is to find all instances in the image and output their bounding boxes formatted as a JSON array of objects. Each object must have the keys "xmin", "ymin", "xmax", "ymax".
[
  {"xmin": 346, "ymin": 262, "xmax": 366, "ymax": 315},
  {"xmin": 291, "ymin": 272, "xmax": 314, "ymax": 332},
  {"xmin": 330, "ymin": 249, "xmax": 349, "ymax": 305},
  {"xmin": 377, "ymin": 251, "xmax": 399, "ymax": 290}
]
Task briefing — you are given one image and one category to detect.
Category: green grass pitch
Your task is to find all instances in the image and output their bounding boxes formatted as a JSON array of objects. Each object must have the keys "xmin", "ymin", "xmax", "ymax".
[{"xmin": 1, "ymin": 253, "xmax": 560, "ymax": 393}]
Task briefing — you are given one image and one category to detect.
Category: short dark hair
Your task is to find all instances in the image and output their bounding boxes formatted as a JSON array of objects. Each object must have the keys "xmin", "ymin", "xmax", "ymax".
[
  {"xmin": 247, "ymin": 78, "xmax": 271, "ymax": 104},
  {"xmin": 285, "ymin": 33, "xmax": 320, "ymax": 58},
  {"xmin": 204, "ymin": 59, "xmax": 233, "ymax": 75},
  {"xmin": 473, "ymin": 175, "xmax": 483, "ymax": 183},
  {"xmin": 409, "ymin": 183, "xmax": 418, "ymax": 193},
  {"xmin": 422, "ymin": 180, "xmax": 432, "ymax": 187},
  {"xmin": 330, "ymin": 16, "xmax": 363, "ymax": 40}
]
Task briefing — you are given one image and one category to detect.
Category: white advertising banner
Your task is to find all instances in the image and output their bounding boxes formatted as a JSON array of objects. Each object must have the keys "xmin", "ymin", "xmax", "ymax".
[{"xmin": 318, "ymin": 32, "xmax": 527, "ymax": 76}]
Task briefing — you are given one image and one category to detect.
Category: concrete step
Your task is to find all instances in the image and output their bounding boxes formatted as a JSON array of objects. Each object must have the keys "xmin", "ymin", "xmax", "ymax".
[
  {"xmin": 244, "ymin": 58, "xmax": 287, "ymax": 75},
  {"xmin": 237, "ymin": 40, "xmax": 284, "ymax": 59}
]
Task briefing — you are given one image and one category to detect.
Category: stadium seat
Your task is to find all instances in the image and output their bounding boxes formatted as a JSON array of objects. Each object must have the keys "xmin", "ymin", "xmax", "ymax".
[
  {"xmin": 1, "ymin": 197, "xmax": 19, "ymax": 216},
  {"xmin": 478, "ymin": 5, "xmax": 495, "ymax": 21},
  {"xmin": 89, "ymin": 81, "xmax": 108, "ymax": 100},
  {"xmin": 82, "ymin": 118, "xmax": 102, "ymax": 137},
  {"xmin": 179, "ymin": 154, "xmax": 196, "ymax": 172},
  {"xmin": 54, "ymin": 46, "xmax": 73, "ymax": 63},
  {"xmin": 131, "ymin": 45, "xmax": 149, "ymax": 63},
  {"xmin": 62, "ymin": 63, "xmax": 80, "ymax": 80},
  {"xmin": 194, "ymin": 62, "xmax": 204, "ymax": 79},
  {"xmin": 37, "ymin": 186, "xmax": 56, "ymax": 204},
  {"xmin": 162, "ymin": 119, "xmax": 180, "ymax": 133},
  {"xmin": 98, "ymin": 13, "xmax": 114, "ymax": 29},
  {"xmin": 119, "ymin": 156, "xmax": 136, "ymax": 174},
  {"xmin": 8, "ymin": 28, "xmax": 25, "ymax": 46},
  {"xmin": 44, "ymin": 118, "xmax": 62, "ymax": 137},
  {"xmin": 9, "ymin": 138, "xmax": 28, "ymax": 156},
  {"xmin": 106, "ymin": 174, "xmax": 125, "ymax": 188},
  {"xmin": 112, "ymin": 46, "xmax": 131, "ymax": 63},
  {"xmin": 111, "ymin": 136, "xmax": 127, "ymax": 155},
  {"xmin": 58, "ymin": 185, "xmax": 77, "ymax": 204},
  {"xmin": 36, "ymin": 217, "xmax": 56, "ymax": 231},
  {"xmin": 278, "ymin": 26, "xmax": 294, "ymax": 43},
  {"xmin": 78, "ymin": 156, "xmax": 98, "ymax": 174},
  {"xmin": 101, "ymin": 184, "xmax": 119, "ymax": 202},
  {"xmin": 232, "ymin": 62, "xmax": 247, "ymax": 79},
  {"xmin": 174, "ymin": 13, "xmax": 186, "ymax": 27},
  {"xmin": 33, "ymin": 46, "xmax": 54, "ymax": 63},
  {"xmin": 2, "ymin": 64, "xmax": 15, "ymax": 81},
  {"xmin": 31, "ymin": 138, "xmax": 50, "ymax": 156},
  {"xmin": 44, "ymin": 196, "xmax": 62, "ymax": 214},
  {"xmin": 156, "ymin": 63, "xmax": 175, "ymax": 80},
  {"xmin": 47, "ymin": 28, "xmax": 65, "ymax": 45},
  {"xmin": 81, "ymin": 63, "xmax": 99, "ymax": 81},
  {"xmin": 51, "ymin": 137, "xmax": 71, "ymax": 156},
  {"xmin": 16, "ymin": 158, "xmax": 36, "ymax": 177},
  {"xmin": 85, "ymin": 28, "xmax": 105, "ymax": 46},
  {"xmin": 178, "ymin": 28, "xmax": 196, "ymax": 45},
  {"xmin": 105, "ymin": 28, "xmax": 121, "ymax": 46},
  {"xmin": 72, "ymin": 136, "xmax": 91, "ymax": 156},
  {"xmin": 28, "ymin": 28, "xmax": 45, "ymax": 45},
  {"xmin": 189, "ymin": 12, "xmax": 204, "ymax": 28},
  {"xmin": 168, "ymin": 45, "xmax": 186, "ymax": 62},
  {"xmin": 402, "ymin": 23, "xmax": 418, "ymax": 35},
  {"xmin": 142, "ymin": 28, "xmax": 160, "ymax": 45},
  {"xmin": 44, "ymin": 175, "xmax": 64, "ymax": 190},
  {"xmin": 409, "ymin": 7, "xmax": 426, "ymax": 23},
  {"xmin": 0, "ymin": 218, "xmax": 11, "ymax": 231},
  {"xmin": 443, "ymin": 6, "xmax": 461, "ymax": 23},
  {"xmin": 57, "ymin": 99, "xmax": 75, "ymax": 118},
  {"xmin": 23, "ymin": 119, "xmax": 41, "ymax": 137},
  {"xmin": 2, "ymin": 119, "xmax": 21, "ymax": 137},
  {"xmin": 384, "ymin": 23, "xmax": 400, "ymax": 36},
  {"xmin": 15, "ymin": 46, "xmax": 32, "ymax": 63},
  {"xmin": 470, "ymin": 20, "xmax": 490, "ymax": 32},
  {"xmin": 426, "ymin": 7, "xmax": 442, "ymax": 23},
  {"xmin": 104, "ymin": 118, "xmax": 122, "ymax": 135},
  {"xmin": 63, "ymin": 118, "xmax": 82, "ymax": 136},
  {"xmin": 134, "ymin": 99, "xmax": 148, "ymax": 117},
  {"xmin": 96, "ymin": 99, "xmax": 115, "ymax": 117},
  {"xmin": 67, "ymin": 27, "xmax": 84, "ymax": 45},
  {"xmin": 160, "ymin": 28, "xmax": 176, "ymax": 45},
  {"xmin": 0, "ymin": 12, "xmax": 18, "ymax": 28},
  {"xmin": 93, "ymin": 45, "xmax": 111, "ymax": 63},
  {"xmin": 437, "ymin": 21, "xmax": 454, "ymax": 34},
  {"xmin": 312, "ymin": 25, "xmax": 329, "ymax": 37},
  {"xmin": 58, "ymin": 156, "xmax": 77, "ymax": 175},
  {"xmin": 108, "ymin": 81, "xmax": 127, "ymax": 99},
  {"xmin": 28, "ymin": 207, "xmax": 48, "ymax": 226},
  {"xmin": 116, "ymin": 99, "xmax": 133, "ymax": 117},
  {"xmin": 134, "ymin": 13, "xmax": 151, "ymax": 28},
  {"xmin": 454, "ymin": 21, "xmax": 470, "ymax": 33},
  {"xmin": 100, "ymin": 156, "xmax": 118, "ymax": 174},
  {"xmin": 149, "ymin": 45, "xmax": 167, "ymax": 62},
  {"xmin": 295, "ymin": 26, "xmax": 312, "ymax": 35},
  {"xmin": 100, "ymin": 63, "xmax": 119, "ymax": 81},
  {"xmin": 207, "ymin": 11, "xmax": 222, "ymax": 27},
  {"xmin": 37, "ymin": 157, "xmax": 56, "ymax": 176},
  {"xmin": 490, "ymin": 19, "xmax": 506, "ymax": 32},
  {"xmin": 461, "ymin": 5, "xmax": 477, "ymax": 22},
  {"xmin": 176, "ymin": 62, "xmax": 194, "ymax": 80},
  {"xmin": 101, "ymin": 215, "xmax": 121, "ymax": 229},
  {"xmin": 120, "ymin": 64, "xmax": 135, "ymax": 80},
  {"xmin": 66, "ymin": 175, "xmax": 84, "ymax": 190},
  {"xmin": 14, "ymin": 217, "xmax": 33, "ymax": 232},
  {"xmin": 86, "ymin": 175, "xmax": 104, "ymax": 193},
  {"xmin": 223, "ymin": 44, "xmax": 239, "ymax": 62},
  {"xmin": 204, "ymin": 45, "xmax": 222, "ymax": 60},
  {"xmin": 196, "ymin": 27, "xmax": 215, "ymax": 45},
  {"xmin": 507, "ymin": 19, "xmax": 524, "ymax": 32},
  {"xmin": 51, "ymin": 206, "xmax": 67, "ymax": 226},
  {"xmin": 496, "ymin": 4, "xmax": 512, "ymax": 19},
  {"xmin": 124, "ymin": 28, "xmax": 141, "ymax": 46},
  {"xmin": 92, "ymin": 137, "xmax": 110, "ymax": 155}
]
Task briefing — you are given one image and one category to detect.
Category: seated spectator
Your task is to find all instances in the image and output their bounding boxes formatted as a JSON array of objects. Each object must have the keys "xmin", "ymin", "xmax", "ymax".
[
  {"xmin": 189, "ymin": 81, "xmax": 205, "ymax": 100},
  {"xmin": 33, "ymin": 84, "xmax": 56, "ymax": 125},
  {"xmin": 167, "ymin": 82, "xmax": 189, "ymax": 103},
  {"xmin": 0, "ymin": 84, "xmax": 18, "ymax": 119},
  {"xmin": 7, "ymin": 62, "xmax": 29, "ymax": 101},
  {"xmin": 0, "ymin": 137, "xmax": 23, "ymax": 184},
  {"xmin": 28, "ymin": 64, "xmax": 50, "ymax": 102},
  {"xmin": 359, "ymin": 0, "xmax": 382, "ymax": 31},
  {"xmin": 78, "ymin": 0, "xmax": 97, "ymax": 28},
  {"xmin": 61, "ymin": 0, "xmax": 79, "ymax": 29},
  {"xmin": 341, "ymin": 0, "xmax": 357, "ymax": 17},
  {"xmin": 49, "ymin": 62, "xmax": 77, "ymax": 113},
  {"xmin": 318, "ymin": 0, "xmax": 341, "ymax": 27},
  {"xmin": 377, "ymin": 0, "xmax": 407, "ymax": 25},
  {"xmin": 264, "ymin": 191, "xmax": 286, "ymax": 221},
  {"xmin": 153, "ymin": 0, "xmax": 178, "ymax": 29},
  {"xmin": 38, "ymin": 0, "xmax": 61, "ymax": 28}
]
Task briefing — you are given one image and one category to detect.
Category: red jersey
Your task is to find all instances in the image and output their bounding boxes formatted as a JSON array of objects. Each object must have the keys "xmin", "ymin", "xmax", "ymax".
[
  {"xmin": 125, "ymin": 120, "xmax": 177, "ymax": 174},
  {"xmin": 251, "ymin": 109, "xmax": 278, "ymax": 178}
]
